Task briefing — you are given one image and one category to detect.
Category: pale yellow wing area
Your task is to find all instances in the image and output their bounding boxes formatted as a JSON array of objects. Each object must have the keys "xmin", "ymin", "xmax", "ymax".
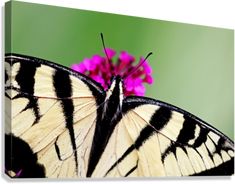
[{"xmin": 36, "ymin": 102, "xmax": 97, "ymax": 178}]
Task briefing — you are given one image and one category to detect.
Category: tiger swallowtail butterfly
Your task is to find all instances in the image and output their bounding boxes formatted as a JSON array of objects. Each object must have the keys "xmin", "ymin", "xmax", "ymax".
[{"xmin": 5, "ymin": 52, "xmax": 234, "ymax": 178}]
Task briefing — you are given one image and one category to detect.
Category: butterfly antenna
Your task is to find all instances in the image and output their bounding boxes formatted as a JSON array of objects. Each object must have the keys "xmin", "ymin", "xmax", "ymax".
[
  {"xmin": 100, "ymin": 33, "xmax": 113, "ymax": 73},
  {"xmin": 124, "ymin": 52, "xmax": 153, "ymax": 79},
  {"xmin": 100, "ymin": 33, "xmax": 114, "ymax": 88}
]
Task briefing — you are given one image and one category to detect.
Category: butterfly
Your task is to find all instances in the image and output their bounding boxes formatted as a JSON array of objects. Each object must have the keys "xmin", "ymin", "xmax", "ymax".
[{"xmin": 5, "ymin": 53, "xmax": 234, "ymax": 178}]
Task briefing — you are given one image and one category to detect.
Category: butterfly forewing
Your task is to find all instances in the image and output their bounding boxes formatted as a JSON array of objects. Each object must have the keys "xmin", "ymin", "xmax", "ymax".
[
  {"xmin": 5, "ymin": 54, "xmax": 105, "ymax": 177},
  {"xmin": 109, "ymin": 97, "xmax": 234, "ymax": 176}
]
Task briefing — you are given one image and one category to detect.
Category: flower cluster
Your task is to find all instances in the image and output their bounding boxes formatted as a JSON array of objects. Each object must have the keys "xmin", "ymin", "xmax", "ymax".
[{"xmin": 71, "ymin": 48, "xmax": 153, "ymax": 96}]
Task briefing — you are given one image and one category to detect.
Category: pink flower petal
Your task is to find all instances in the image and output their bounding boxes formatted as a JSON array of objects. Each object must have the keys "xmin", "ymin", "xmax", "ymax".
[
  {"xmin": 134, "ymin": 83, "xmax": 145, "ymax": 96},
  {"xmin": 133, "ymin": 78, "xmax": 142, "ymax": 85},
  {"xmin": 92, "ymin": 55, "xmax": 104, "ymax": 65},
  {"xmin": 91, "ymin": 75, "xmax": 106, "ymax": 87},
  {"xmin": 71, "ymin": 64, "xmax": 79, "ymax": 71},
  {"xmin": 103, "ymin": 48, "xmax": 116, "ymax": 59},
  {"xmin": 144, "ymin": 74, "xmax": 154, "ymax": 84},
  {"xmin": 140, "ymin": 57, "xmax": 152, "ymax": 74},
  {"xmin": 71, "ymin": 63, "xmax": 86, "ymax": 73},
  {"xmin": 119, "ymin": 51, "xmax": 135, "ymax": 64},
  {"xmin": 83, "ymin": 58, "xmax": 96, "ymax": 71},
  {"xmin": 124, "ymin": 78, "xmax": 134, "ymax": 91}
]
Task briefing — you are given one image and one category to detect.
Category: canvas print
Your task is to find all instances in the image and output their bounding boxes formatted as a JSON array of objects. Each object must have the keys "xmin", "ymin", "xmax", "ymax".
[{"xmin": 5, "ymin": 1, "xmax": 234, "ymax": 178}]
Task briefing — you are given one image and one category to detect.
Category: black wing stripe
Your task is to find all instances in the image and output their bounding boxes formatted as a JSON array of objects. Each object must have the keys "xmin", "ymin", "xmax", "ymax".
[
  {"xmin": 124, "ymin": 162, "xmax": 138, "ymax": 177},
  {"xmin": 15, "ymin": 60, "xmax": 41, "ymax": 124},
  {"xmin": 176, "ymin": 115, "xmax": 196, "ymax": 144},
  {"xmin": 205, "ymin": 135, "xmax": 223, "ymax": 157},
  {"xmin": 15, "ymin": 59, "xmax": 40, "ymax": 94},
  {"xmin": 135, "ymin": 106, "xmax": 172, "ymax": 149},
  {"xmin": 162, "ymin": 142, "xmax": 179, "ymax": 161},
  {"xmin": 162, "ymin": 115, "xmax": 197, "ymax": 161},
  {"xmin": 5, "ymin": 69, "xmax": 9, "ymax": 83},
  {"xmin": 54, "ymin": 137, "xmax": 62, "ymax": 161},
  {"xmin": 193, "ymin": 128, "xmax": 209, "ymax": 148},
  {"xmin": 53, "ymin": 69, "xmax": 78, "ymax": 173},
  {"xmin": 105, "ymin": 145, "xmax": 135, "ymax": 176},
  {"xmin": 216, "ymin": 137, "xmax": 226, "ymax": 153}
]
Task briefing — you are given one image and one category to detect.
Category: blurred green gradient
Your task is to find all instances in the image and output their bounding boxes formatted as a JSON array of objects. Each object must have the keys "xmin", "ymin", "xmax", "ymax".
[{"xmin": 5, "ymin": 1, "xmax": 234, "ymax": 139}]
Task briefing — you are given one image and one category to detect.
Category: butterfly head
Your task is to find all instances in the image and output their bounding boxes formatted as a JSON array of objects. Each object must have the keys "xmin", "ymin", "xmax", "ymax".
[
  {"xmin": 106, "ymin": 75, "xmax": 124, "ymax": 105},
  {"xmin": 108, "ymin": 75, "xmax": 123, "ymax": 94},
  {"xmin": 110, "ymin": 75, "xmax": 123, "ymax": 85}
]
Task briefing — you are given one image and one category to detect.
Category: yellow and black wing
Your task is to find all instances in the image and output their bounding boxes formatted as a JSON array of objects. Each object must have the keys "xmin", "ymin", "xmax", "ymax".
[
  {"xmin": 100, "ymin": 97, "xmax": 234, "ymax": 177},
  {"xmin": 5, "ymin": 53, "xmax": 105, "ymax": 178}
]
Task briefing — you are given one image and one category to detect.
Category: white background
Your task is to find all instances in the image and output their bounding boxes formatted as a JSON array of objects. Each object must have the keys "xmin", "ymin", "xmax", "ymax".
[{"xmin": 0, "ymin": 0, "xmax": 234, "ymax": 183}]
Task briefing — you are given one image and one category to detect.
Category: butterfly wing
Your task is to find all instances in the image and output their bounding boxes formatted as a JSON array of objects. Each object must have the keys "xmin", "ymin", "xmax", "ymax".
[
  {"xmin": 5, "ymin": 54, "xmax": 105, "ymax": 177},
  {"xmin": 101, "ymin": 96, "xmax": 234, "ymax": 177}
]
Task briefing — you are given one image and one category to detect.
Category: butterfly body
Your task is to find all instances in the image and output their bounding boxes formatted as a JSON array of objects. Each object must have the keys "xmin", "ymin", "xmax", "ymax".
[
  {"xmin": 5, "ymin": 54, "xmax": 234, "ymax": 178},
  {"xmin": 87, "ymin": 75, "xmax": 126, "ymax": 177}
]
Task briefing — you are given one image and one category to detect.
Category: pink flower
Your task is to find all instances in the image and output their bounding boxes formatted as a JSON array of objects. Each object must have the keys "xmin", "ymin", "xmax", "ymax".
[{"xmin": 71, "ymin": 48, "xmax": 154, "ymax": 96}]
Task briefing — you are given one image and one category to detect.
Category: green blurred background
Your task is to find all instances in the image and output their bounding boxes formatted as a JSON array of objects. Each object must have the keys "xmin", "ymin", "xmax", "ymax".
[{"xmin": 5, "ymin": 1, "xmax": 234, "ymax": 139}]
